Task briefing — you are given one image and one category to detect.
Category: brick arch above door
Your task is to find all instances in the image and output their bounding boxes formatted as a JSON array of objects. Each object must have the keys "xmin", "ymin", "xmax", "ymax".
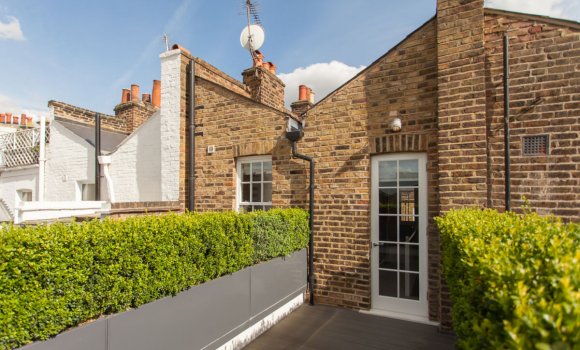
[{"xmin": 370, "ymin": 132, "xmax": 434, "ymax": 154}]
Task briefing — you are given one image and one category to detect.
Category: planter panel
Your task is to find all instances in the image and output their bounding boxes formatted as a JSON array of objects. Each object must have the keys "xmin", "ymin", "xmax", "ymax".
[{"xmin": 19, "ymin": 318, "xmax": 106, "ymax": 350}]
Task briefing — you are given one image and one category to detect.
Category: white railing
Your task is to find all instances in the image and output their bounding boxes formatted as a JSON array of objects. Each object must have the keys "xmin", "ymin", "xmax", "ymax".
[{"xmin": 0, "ymin": 128, "xmax": 42, "ymax": 168}]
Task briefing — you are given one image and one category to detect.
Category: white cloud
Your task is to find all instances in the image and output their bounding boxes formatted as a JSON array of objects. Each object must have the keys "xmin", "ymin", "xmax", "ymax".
[
  {"xmin": 0, "ymin": 16, "xmax": 25, "ymax": 41},
  {"xmin": 0, "ymin": 94, "xmax": 48, "ymax": 118},
  {"xmin": 278, "ymin": 61, "xmax": 365, "ymax": 107},
  {"xmin": 485, "ymin": 0, "xmax": 579, "ymax": 21}
]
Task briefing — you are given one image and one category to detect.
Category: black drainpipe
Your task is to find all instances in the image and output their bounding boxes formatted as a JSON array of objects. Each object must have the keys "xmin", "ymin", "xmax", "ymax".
[
  {"xmin": 95, "ymin": 113, "xmax": 101, "ymax": 201},
  {"xmin": 286, "ymin": 129, "xmax": 315, "ymax": 305},
  {"xmin": 188, "ymin": 60, "xmax": 196, "ymax": 212},
  {"xmin": 503, "ymin": 34, "xmax": 511, "ymax": 212}
]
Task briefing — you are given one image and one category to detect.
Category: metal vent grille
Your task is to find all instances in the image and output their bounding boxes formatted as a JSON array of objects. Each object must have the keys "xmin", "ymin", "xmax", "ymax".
[{"xmin": 523, "ymin": 135, "xmax": 548, "ymax": 156}]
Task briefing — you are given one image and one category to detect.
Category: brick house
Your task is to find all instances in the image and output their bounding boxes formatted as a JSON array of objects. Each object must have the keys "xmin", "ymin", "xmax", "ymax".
[{"xmin": 167, "ymin": 0, "xmax": 579, "ymax": 328}]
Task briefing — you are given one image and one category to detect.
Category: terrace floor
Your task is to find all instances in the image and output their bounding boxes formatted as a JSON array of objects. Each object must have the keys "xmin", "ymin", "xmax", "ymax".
[{"xmin": 244, "ymin": 305, "xmax": 455, "ymax": 350}]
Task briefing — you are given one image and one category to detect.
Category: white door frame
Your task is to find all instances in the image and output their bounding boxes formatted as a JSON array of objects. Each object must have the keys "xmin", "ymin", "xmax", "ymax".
[{"xmin": 370, "ymin": 153, "xmax": 428, "ymax": 321}]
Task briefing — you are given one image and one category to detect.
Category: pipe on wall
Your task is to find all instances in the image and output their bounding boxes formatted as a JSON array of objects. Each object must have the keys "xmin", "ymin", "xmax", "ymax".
[
  {"xmin": 188, "ymin": 60, "xmax": 196, "ymax": 212},
  {"xmin": 291, "ymin": 141, "xmax": 315, "ymax": 305},
  {"xmin": 503, "ymin": 34, "xmax": 511, "ymax": 212},
  {"xmin": 38, "ymin": 115, "xmax": 46, "ymax": 202},
  {"xmin": 95, "ymin": 113, "xmax": 101, "ymax": 201}
]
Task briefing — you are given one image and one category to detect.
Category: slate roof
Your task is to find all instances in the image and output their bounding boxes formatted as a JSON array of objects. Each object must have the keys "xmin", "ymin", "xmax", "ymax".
[{"xmin": 55, "ymin": 118, "xmax": 128, "ymax": 153}]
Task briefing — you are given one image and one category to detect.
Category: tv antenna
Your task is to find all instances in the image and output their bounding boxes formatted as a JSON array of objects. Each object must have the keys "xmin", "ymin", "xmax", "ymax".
[
  {"xmin": 239, "ymin": 0, "xmax": 265, "ymax": 60},
  {"xmin": 163, "ymin": 34, "xmax": 170, "ymax": 52}
]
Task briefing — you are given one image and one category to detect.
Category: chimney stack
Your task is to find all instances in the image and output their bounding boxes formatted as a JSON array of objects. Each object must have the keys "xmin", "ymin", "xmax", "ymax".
[
  {"xmin": 152, "ymin": 80, "xmax": 161, "ymax": 108},
  {"xmin": 131, "ymin": 84, "xmax": 140, "ymax": 102},
  {"xmin": 291, "ymin": 85, "xmax": 314, "ymax": 116},
  {"xmin": 242, "ymin": 50, "xmax": 285, "ymax": 111}
]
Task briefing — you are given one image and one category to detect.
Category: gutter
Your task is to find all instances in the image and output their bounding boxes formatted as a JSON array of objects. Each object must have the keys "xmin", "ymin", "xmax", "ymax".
[{"xmin": 188, "ymin": 59, "xmax": 204, "ymax": 212}]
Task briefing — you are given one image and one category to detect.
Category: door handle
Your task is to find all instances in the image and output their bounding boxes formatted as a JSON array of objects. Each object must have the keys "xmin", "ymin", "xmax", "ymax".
[{"xmin": 372, "ymin": 242, "xmax": 385, "ymax": 247}]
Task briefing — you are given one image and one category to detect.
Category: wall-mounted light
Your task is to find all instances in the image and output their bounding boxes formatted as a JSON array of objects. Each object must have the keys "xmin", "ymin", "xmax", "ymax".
[{"xmin": 389, "ymin": 118, "xmax": 402, "ymax": 132}]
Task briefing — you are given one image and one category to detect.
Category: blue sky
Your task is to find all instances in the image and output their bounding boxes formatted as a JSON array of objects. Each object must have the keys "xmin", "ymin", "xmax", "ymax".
[{"xmin": 0, "ymin": 0, "xmax": 578, "ymax": 116}]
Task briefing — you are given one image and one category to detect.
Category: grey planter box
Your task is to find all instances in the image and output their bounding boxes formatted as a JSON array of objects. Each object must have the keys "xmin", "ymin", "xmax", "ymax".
[{"xmin": 20, "ymin": 249, "xmax": 307, "ymax": 350}]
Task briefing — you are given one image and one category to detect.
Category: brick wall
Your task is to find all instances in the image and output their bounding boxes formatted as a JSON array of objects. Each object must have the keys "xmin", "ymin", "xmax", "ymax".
[
  {"xmin": 175, "ymin": 51, "xmax": 302, "ymax": 212},
  {"xmin": 49, "ymin": 101, "xmax": 128, "ymax": 134},
  {"xmin": 299, "ymin": 20, "xmax": 440, "ymax": 316},
  {"xmin": 483, "ymin": 11, "xmax": 580, "ymax": 221},
  {"xmin": 242, "ymin": 66, "xmax": 286, "ymax": 112},
  {"xmin": 113, "ymin": 100, "xmax": 158, "ymax": 133},
  {"xmin": 436, "ymin": 0, "xmax": 488, "ymax": 212}
]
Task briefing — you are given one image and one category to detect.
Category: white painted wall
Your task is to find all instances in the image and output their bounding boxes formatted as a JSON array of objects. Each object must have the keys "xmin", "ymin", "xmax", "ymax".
[
  {"xmin": 0, "ymin": 166, "xmax": 38, "ymax": 221},
  {"xmin": 44, "ymin": 122, "xmax": 95, "ymax": 202},
  {"xmin": 109, "ymin": 113, "xmax": 161, "ymax": 202},
  {"xmin": 160, "ymin": 49, "xmax": 182, "ymax": 201}
]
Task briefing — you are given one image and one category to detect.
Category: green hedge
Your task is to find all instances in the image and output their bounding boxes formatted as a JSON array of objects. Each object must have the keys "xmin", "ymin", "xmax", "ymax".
[
  {"xmin": 0, "ymin": 209, "xmax": 308, "ymax": 349},
  {"xmin": 436, "ymin": 209, "xmax": 579, "ymax": 350}
]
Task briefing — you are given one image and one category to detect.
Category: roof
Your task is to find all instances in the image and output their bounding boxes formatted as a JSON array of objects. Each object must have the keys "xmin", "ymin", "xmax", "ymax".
[{"xmin": 55, "ymin": 118, "xmax": 128, "ymax": 152}]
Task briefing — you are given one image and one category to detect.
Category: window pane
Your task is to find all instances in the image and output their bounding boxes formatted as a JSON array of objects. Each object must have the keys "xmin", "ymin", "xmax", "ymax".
[
  {"xmin": 379, "ymin": 161, "xmax": 397, "ymax": 187},
  {"xmin": 379, "ymin": 270, "xmax": 397, "ymax": 297},
  {"xmin": 399, "ymin": 160, "xmax": 418, "ymax": 186},
  {"xmin": 399, "ymin": 272, "xmax": 419, "ymax": 300},
  {"xmin": 263, "ymin": 183, "xmax": 272, "ymax": 202},
  {"xmin": 379, "ymin": 215, "xmax": 397, "ymax": 242},
  {"xmin": 242, "ymin": 163, "xmax": 251, "ymax": 182},
  {"xmin": 400, "ymin": 188, "xmax": 418, "ymax": 217},
  {"xmin": 400, "ymin": 217, "xmax": 418, "ymax": 243},
  {"xmin": 399, "ymin": 244, "xmax": 419, "ymax": 272},
  {"xmin": 263, "ymin": 162, "xmax": 272, "ymax": 181},
  {"xmin": 239, "ymin": 205, "xmax": 251, "ymax": 213},
  {"xmin": 82, "ymin": 184, "xmax": 95, "ymax": 201},
  {"xmin": 263, "ymin": 205, "xmax": 272, "ymax": 211},
  {"xmin": 252, "ymin": 162, "xmax": 262, "ymax": 182},
  {"xmin": 379, "ymin": 244, "xmax": 397, "ymax": 269},
  {"xmin": 252, "ymin": 183, "xmax": 261, "ymax": 202},
  {"xmin": 242, "ymin": 184, "xmax": 250, "ymax": 202},
  {"xmin": 379, "ymin": 188, "xmax": 397, "ymax": 214}
]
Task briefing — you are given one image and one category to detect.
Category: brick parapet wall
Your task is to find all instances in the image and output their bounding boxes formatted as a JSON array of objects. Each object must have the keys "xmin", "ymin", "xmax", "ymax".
[
  {"xmin": 436, "ymin": 0, "xmax": 488, "ymax": 212},
  {"xmin": 49, "ymin": 100, "xmax": 128, "ymax": 134},
  {"xmin": 113, "ymin": 101, "xmax": 158, "ymax": 133},
  {"xmin": 483, "ymin": 11, "xmax": 580, "ymax": 221},
  {"xmin": 109, "ymin": 201, "xmax": 182, "ymax": 219}
]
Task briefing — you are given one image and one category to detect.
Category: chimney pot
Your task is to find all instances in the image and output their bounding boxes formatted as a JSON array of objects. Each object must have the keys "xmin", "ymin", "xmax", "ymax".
[
  {"xmin": 142, "ymin": 93, "xmax": 151, "ymax": 103},
  {"xmin": 122, "ymin": 89, "xmax": 131, "ymax": 103},
  {"xmin": 131, "ymin": 84, "xmax": 140, "ymax": 102},
  {"xmin": 298, "ymin": 85, "xmax": 309, "ymax": 101},
  {"xmin": 152, "ymin": 80, "xmax": 161, "ymax": 108},
  {"xmin": 253, "ymin": 50, "xmax": 264, "ymax": 67},
  {"xmin": 267, "ymin": 62, "xmax": 276, "ymax": 74}
]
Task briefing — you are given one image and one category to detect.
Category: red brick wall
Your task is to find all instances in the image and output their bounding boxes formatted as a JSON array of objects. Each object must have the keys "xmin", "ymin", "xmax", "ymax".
[{"xmin": 483, "ymin": 11, "xmax": 580, "ymax": 221}]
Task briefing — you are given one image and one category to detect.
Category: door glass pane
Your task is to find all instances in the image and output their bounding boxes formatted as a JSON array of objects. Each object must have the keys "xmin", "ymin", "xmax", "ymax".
[
  {"xmin": 400, "ymin": 188, "xmax": 418, "ymax": 217},
  {"xmin": 379, "ymin": 216, "xmax": 397, "ymax": 242},
  {"xmin": 242, "ymin": 163, "xmax": 251, "ymax": 182},
  {"xmin": 252, "ymin": 162, "xmax": 262, "ymax": 181},
  {"xmin": 263, "ymin": 183, "xmax": 272, "ymax": 202},
  {"xmin": 379, "ymin": 270, "xmax": 397, "ymax": 297},
  {"xmin": 379, "ymin": 161, "xmax": 397, "ymax": 187},
  {"xmin": 399, "ymin": 217, "xmax": 418, "ymax": 243},
  {"xmin": 399, "ymin": 160, "xmax": 418, "ymax": 186},
  {"xmin": 242, "ymin": 184, "xmax": 250, "ymax": 202},
  {"xmin": 399, "ymin": 244, "xmax": 419, "ymax": 272},
  {"xmin": 379, "ymin": 244, "xmax": 397, "ymax": 269},
  {"xmin": 399, "ymin": 273, "xmax": 419, "ymax": 300},
  {"xmin": 379, "ymin": 189, "xmax": 397, "ymax": 214},
  {"xmin": 263, "ymin": 162, "xmax": 272, "ymax": 181},
  {"xmin": 251, "ymin": 183, "xmax": 261, "ymax": 202}
]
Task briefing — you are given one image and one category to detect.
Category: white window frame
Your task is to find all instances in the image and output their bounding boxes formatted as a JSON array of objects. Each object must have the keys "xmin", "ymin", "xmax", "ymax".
[
  {"xmin": 236, "ymin": 155, "xmax": 272, "ymax": 212},
  {"xmin": 76, "ymin": 181, "xmax": 95, "ymax": 201}
]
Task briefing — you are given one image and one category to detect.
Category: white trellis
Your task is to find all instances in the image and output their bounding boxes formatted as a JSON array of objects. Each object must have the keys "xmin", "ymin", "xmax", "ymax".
[{"xmin": 0, "ymin": 128, "xmax": 43, "ymax": 168}]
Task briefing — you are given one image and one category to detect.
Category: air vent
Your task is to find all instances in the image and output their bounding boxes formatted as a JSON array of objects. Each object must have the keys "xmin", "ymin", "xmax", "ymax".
[{"xmin": 523, "ymin": 135, "xmax": 548, "ymax": 156}]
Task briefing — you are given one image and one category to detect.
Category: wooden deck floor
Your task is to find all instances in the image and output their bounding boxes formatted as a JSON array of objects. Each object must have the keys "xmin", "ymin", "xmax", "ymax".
[{"xmin": 244, "ymin": 305, "xmax": 455, "ymax": 350}]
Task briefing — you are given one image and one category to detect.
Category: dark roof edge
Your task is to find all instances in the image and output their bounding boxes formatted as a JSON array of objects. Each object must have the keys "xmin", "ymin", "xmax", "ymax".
[
  {"xmin": 485, "ymin": 8, "xmax": 580, "ymax": 30},
  {"xmin": 305, "ymin": 15, "xmax": 437, "ymax": 115}
]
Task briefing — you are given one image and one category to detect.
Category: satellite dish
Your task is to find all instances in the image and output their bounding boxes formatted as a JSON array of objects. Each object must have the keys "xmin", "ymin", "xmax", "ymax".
[{"xmin": 240, "ymin": 24, "xmax": 265, "ymax": 51}]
